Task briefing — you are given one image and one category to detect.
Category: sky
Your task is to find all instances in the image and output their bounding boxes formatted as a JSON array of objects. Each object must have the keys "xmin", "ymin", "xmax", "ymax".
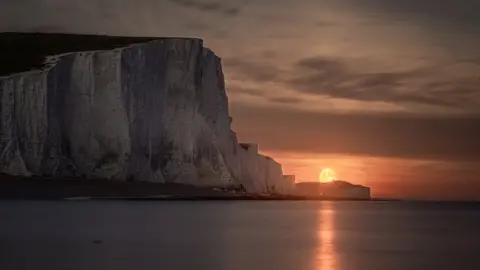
[{"xmin": 2, "ymin": 0, "xmax": 480, "ymax": 200}]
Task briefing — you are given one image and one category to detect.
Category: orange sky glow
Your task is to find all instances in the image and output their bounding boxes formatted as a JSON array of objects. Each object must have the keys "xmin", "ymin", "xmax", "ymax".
[{"xmin": 260, "ymin": 151, "xmax": 480, "ymax": 201}]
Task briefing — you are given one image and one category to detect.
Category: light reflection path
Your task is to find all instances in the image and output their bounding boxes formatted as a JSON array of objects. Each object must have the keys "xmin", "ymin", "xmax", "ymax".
[{"xmin": 316, "ymin": 202, "xmax": 339, "ymax": 270}]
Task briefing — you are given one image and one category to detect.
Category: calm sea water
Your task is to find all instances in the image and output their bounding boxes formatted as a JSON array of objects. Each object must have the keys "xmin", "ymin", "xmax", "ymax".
[{"xmin": 1, "ymin": 200, "xmax": 480, "ymax": 270}]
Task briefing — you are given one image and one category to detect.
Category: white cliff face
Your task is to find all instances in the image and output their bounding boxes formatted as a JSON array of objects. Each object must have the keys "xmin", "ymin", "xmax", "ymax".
[
  {"xmin": 238, "ymin": 144, "xmax": 263, "ymax": 192},
  {"xmin": 65, "ymin": 51, "xmax": 130, "ymax": 179},
  {"xmin": 280, "ymin": 175, "xmax": 296, "ymax": 194},
  {"xmin": 0, "ymin": 71, "xmax": 48, "ymax": 176},
  {"xmin": 236, "ymin": 143, "xmax": 294, "ymax": 194},
  {"xmin": 0, "ymin": 37, "xmax": 292, "ymax": 193}
]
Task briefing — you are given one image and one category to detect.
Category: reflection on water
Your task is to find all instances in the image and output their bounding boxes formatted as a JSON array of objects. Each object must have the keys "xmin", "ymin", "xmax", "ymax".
[
  {"xmin": 316, "ymin": 202, "xmax": 339, "ymax": 270},
  {"xmin": 2, "ymin": 201, "xmax": 480, "ymax": 270}
]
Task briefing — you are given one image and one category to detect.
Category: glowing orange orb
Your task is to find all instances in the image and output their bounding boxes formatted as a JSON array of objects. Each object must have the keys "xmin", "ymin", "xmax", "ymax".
[{"xmin": 319, "ymin": 168, "xmax": 336, "ymax": 183}]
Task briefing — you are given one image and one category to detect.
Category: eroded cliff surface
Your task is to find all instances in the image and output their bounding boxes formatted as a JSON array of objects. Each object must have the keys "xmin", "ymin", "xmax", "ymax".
[{"xmin": 0, "ymin": 33, "xmax": 293, "ymax": 193}]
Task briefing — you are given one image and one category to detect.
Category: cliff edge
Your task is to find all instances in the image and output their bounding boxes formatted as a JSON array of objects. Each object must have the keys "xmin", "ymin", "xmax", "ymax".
[{"xmin": 0, "ymin": 33, "xmax": 294, "ymax": 194}]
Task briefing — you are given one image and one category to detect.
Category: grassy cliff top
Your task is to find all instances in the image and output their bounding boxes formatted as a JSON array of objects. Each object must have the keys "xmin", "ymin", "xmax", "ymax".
[{"xmin": 0, "ymin": 32, "xmax": 200, "ymax": 77}]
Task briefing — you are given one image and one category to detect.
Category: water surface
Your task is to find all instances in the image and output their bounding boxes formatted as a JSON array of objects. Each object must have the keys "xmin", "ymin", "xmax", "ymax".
[{"xmin": 1, "ymin": 201, "xmax": 480, "ymax": 270}]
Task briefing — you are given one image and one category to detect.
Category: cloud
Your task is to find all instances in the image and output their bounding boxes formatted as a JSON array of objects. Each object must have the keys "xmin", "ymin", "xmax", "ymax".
[
  {"xmin": 268, "ymin": 97, "xmax": 302, "ymax": 104},
  {"xmin": 289, "ymin": 56, "xmax": 480, "ymax": 110},
  {"xmin": 168, "ymin": 0, "xmax": 241, "ymax": 16},
  {"xmin": 228, "ymin": 84, "xmax": 303, "ymax": 105},
  {"xmin": 261, "ymin": 51, "xmax": 277, "ymax": 59},
  {"xmin": 345, "ymin": 0, "xmax": 480, "ymax": 26},
  {"xmin": 3, "ymin": 24, "xmax": 67, "ymax": 33},
  {"xmin": 315, "ymin": 20, "xmax": 339, "ymax": 27},
  {"xmin": 182, "ymin": 22, "xmax": 209, "ymax": 31},
  {"xmin": 228, "ymin": 86, "xmax": 266, "ymax": 97},
  {"xmin": 341, "ymin": 0, "xmax": 480, "ymax": 53},
  {"xmin": 231, "ymin": 103, "xmax": 480, "ymax": 161},
  {"xmin": 222, "ymin": 54, "xmax": 480, "ymax": 111},
  {"xmin": 223, "ymin": 58, "xmax": 280, "ymax": 82}
]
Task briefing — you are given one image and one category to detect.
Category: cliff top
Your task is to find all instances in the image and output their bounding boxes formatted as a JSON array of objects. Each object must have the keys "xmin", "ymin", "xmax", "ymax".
[{"xmin": 0, "ymin": 32, "xmax": 203, "ymax": 77}]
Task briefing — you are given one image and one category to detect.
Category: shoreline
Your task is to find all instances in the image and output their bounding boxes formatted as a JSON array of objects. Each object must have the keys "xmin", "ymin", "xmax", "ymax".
[{"xmin": 0, "ymin": 175, "xmax": 379, "ymax": 201}]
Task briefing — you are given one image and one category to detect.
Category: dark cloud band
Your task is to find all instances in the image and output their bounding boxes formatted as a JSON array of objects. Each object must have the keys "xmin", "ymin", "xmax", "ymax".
[{"xmin": 231, "ymin": 103, "xmax": 480, "ymax": 161}]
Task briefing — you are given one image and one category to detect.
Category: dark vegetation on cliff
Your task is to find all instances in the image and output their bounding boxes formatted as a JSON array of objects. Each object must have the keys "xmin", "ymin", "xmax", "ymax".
[{"xmin": 0, "ymin": 32, "xmax": 198, "ymax": 77}]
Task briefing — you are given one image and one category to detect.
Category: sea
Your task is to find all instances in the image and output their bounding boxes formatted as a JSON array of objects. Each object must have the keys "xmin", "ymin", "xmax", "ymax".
[{"xmin": 1, "ymin": 200, "xmax": 480, "ymax": 270}]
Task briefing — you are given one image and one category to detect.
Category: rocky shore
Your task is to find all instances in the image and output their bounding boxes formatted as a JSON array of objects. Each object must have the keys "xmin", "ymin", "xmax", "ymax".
[
  {"xmin": 0, "ymin": 174, "xmax": 377, "ymax": 201},
  {"xmin": 0, "ymin": 174, "xmax": 291, "ymax": 200}
]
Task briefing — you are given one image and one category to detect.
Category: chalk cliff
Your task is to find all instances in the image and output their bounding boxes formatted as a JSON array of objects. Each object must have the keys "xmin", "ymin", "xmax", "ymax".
[{"xmin": 0, "ymin": 33, "xmax": 291, "ymax": 194}]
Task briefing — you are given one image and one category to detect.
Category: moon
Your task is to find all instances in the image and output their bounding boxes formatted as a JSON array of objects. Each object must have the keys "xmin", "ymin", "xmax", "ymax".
[{"xmin": 319, "ymin": 168, "xmax": 336, "ymax": 183}]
